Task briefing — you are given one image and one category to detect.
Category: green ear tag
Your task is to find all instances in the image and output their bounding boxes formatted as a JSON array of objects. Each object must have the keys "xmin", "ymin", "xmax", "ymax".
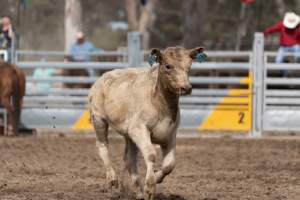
[
  {"xmin": 148, "ymin": 55, "xmax": 157, "ymax": 66},
  {"xmin": 196, "ymin": 52, "xmax": 207, "ymax": 62}
]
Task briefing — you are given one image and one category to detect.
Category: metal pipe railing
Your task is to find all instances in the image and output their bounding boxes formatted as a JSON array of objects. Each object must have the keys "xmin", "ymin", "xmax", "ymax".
[
  {"xmin": 0, "ymin": 50, "xmax": 8, "ymax": 62},
  {"xmin": 16, "ymin": 50, "xmax": 127, "ymax": 56},
  {"xmin": 26, "ymin": 75, "xmax": 249, "ymax": 85},
  {"xmin": 16, "ymin": 61, "xmax": 129, "ymax": 69}
]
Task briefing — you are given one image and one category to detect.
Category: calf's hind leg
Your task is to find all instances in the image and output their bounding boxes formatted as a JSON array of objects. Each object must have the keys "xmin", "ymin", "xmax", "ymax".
[{"xmin": 92, "ymin": 115, "xmax": 118, "ymax": 188}]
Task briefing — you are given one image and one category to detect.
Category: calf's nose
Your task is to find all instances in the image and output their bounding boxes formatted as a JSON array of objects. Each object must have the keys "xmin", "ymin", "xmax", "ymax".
[{"xmin": 180, "ymin": 84, "xmax": 192, "ymax": 95}]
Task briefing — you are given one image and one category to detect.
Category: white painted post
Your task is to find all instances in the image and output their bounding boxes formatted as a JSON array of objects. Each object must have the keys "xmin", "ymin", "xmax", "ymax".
[
  {"xmin": 4, "ymin": 110, "xmax": 7, "ymax": 135},
  {"xmin": 251, "ymin": 32, "xmax": 264, "ymax": 137},
  {"xmin": 0, "ymin": 109, "xmax": 8, "ymax": 135},
  {"xmin": 127, "ymin": 32, "xmax": 142, "ymax": 67},
  {"xmin": 0, "ymin": 50, "xmax": 8, "ymax": 62},
  {"xmin": 11, "ymin": 34, "xmax": 15, "ymax": 63}
]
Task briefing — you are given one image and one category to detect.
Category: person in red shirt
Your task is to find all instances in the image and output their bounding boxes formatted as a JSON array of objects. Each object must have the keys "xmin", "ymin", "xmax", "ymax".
[{"xmin": 264, "ymin": 12, "xmax": 300, "ymax": 76}]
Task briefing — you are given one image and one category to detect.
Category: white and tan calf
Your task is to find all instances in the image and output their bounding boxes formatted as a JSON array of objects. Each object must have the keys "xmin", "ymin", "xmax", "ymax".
[{"xmin": 89, "ymin": 46, "xmax": 206, "ymax": 200}]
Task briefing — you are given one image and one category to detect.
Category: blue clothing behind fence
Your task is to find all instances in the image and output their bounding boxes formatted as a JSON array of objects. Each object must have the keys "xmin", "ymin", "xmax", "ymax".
[
  {"xmin": 276, "ymin": 44, "xmax": 300, "ymax": 76},
  {"xmin": 276, "ymin": 45, "xmax": 300, "ymax": 63},
  {"xmin": 70, "ymin": 41, "xmax": 97, "ymax": 62}
]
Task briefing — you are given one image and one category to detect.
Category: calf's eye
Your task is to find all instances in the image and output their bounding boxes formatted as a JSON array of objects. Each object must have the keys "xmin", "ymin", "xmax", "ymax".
[{"xmin": 165, "ymin": 65, "xmax": 172, "ymax": 70}]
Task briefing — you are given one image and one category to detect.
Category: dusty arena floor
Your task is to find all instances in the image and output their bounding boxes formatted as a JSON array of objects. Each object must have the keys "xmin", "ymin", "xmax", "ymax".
[{"xmin": 0, "ymin": 135, "xmax": 299, "ymax": 200}]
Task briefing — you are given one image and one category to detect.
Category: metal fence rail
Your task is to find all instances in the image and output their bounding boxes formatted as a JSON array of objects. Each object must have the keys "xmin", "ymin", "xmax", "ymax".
[
  {"xmin": 25, "ymin": 88, "xmax": 252, "ymax": 97},
  {"xmin": 26, "ymin": 88, "xmax": 89, "ymax": 96},
  {"xmin": 266, "ymin": 90, "xmax": 300, "ymax": 97},
  {"xmin": 15, "ymin": 50, "xmax": 128, "ymax": 63},
  {"xmin": 17, "ymin": 61, "xmax": 129, "ymax": 69},
  {"xmin": 23, "ymin": 96, "xmax": 250, "ymax": 107},
  {"xmin": 16, "ymin": 50, "xmax": 127, "ymax": 56},
  {"xmin": 0, "ymin": 108, "xmax": 8, "ymax": 135},
  {"xmin": 25, "ymin": 75, "xmax": 249, "ymax": 85},
  {"xmin": 142, "ymin": 50, "xmax": 252, "ymax": 59},
  {"xmin": 266, "ymin": 63, "xmax": 300, "ymax": 70},
  {"xmin": 0, "ymin": 50, "xmax": 8, "ymax": 62},
  {"xmin": 16, "ymin": 61, "xmax": 250, "ymax": 70}
]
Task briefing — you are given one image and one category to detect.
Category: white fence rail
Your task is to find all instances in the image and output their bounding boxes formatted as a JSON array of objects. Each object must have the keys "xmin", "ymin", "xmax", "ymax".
[{"xmin": 0, "ymin": 50, "xmax": 8, "ymax": 62}]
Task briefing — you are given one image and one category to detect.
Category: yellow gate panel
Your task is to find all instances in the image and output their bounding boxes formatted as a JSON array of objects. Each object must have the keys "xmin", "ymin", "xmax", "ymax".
[
  {"xmin": 72, "ymin": 110, "xmax": 93, "ymax": 130},
  {"xmin": 198, "ymin": 74, "xmax": 252, "ymax": 132},
  {"xmin": 198, "ymin": 107, "xmax": 251, "ymax": 131}
]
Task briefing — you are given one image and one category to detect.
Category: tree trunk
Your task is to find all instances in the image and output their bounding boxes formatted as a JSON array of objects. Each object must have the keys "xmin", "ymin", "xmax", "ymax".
[
  {"xmin": 297, "ymin": 1, "xmax": 300, "ymax": 13},
  {"xmin": 236, "ymin": 3, "xmax": 247, "ymax": 50},
  {"xmin": 65, "ymin": 0, "xmax": 82, "ymax": 52},
  {"xmin": 125, "ymin": 0, "xmax": 157, "ymax": 49},
  {"xmin": 274, "ymin": 0, "xmax": 286, "ymax": 16},
  {"xmin": 138, "ymin": 0, "xmax": 157, "ymax": 49},
  {"xmin": 183, "ymin": 0, "xmax": 207, "ymax": 48},
  {"xmin": 125, "ymin": 0, "xmax": 138, "ymax": 31}
]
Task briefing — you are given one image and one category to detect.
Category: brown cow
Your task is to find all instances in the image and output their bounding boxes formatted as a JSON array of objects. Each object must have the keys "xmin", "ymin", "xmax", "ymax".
[
  {"xmin": 89, "ymin": 47, "xmax": 205, "ymax": 200},
  {"xmin": 0, "ymin": 61, "xmax": 26, "ymax": 136}
]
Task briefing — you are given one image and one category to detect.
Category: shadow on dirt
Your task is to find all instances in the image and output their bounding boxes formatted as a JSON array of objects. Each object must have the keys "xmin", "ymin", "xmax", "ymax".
[
  {"xmin": 155, "ymin": 193, "xmax": 188, "ymax": 200},
  {"xmin": 109, "ymin": 191, "xmax": 188, "ymax": 200}
]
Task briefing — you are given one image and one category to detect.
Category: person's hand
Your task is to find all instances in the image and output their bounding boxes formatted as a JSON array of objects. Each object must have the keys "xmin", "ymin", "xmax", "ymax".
[{"xmin": 8, "ymin": 25, "xmax": 14, "ymax": 38}]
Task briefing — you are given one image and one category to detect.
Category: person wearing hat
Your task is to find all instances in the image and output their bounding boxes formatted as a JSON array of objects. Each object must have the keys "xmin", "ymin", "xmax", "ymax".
[
  {"xmin": 264, "ymin": 12, "xmax": 300, "ymax": 76},
  {"xmin": 70, "ymin": 31, "xmax": 101, "ymax": 76},
  {"xmin": 0, "ymin": 16, "xmax": 15, "ymax": 62}
]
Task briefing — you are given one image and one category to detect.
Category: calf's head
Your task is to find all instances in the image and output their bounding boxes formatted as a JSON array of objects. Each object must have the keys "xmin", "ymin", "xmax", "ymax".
[{"xmin": 150, "ymin": 47, "xmax": 206, "ymax": 95}]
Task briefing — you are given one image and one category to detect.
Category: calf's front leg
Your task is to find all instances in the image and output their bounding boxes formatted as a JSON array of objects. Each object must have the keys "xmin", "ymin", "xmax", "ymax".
[
  {"xmin": 124, "ymin": 137, "xmax": 143, "ymax": 199},
  {"xmin": 155, "ymin": 134, "xmax": 176, "ymax": 184},
  {"xmin": 129, "ymin": 124, "xmax": 156, "ymax": 200}
]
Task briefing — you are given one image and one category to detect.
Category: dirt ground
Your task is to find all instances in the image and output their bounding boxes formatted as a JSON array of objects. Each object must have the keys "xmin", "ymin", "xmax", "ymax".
[{"xmin": 0, "ymin": 135, "xmax": 299, "ymax": 200}]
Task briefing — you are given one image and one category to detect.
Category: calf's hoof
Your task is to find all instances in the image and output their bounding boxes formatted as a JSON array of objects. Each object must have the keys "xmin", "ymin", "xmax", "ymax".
[
  {"xmin": 143, "ymin": 192, "xmax": 154, "ymax": 200},
  {"xmin": 155, "ymin": 170, "xmax": 164, "ymax": 184},
  {"xmin": 106, "ymin": 169, "xmax": 118, "ymax": 189},
  {"xmin": 6, "ymin": 126, "xmax": 16, "ymax": 137},
  {"xmin": 143, "ymin": 175, "xmax": 156, "ymax": 200},
  {"xmin": 108, "ymin": 179, "xmax": 119, "ymax": 189},
  {"xmin": 6, "ymin": 131, "xmax": 16, "ymax": 137},
  {"xmin": 135, "ymin": 190, "xmax": 144, "ymax": 200}
]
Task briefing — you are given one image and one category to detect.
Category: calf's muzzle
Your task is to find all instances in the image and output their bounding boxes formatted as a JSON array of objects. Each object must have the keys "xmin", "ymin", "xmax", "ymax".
[{"xmin": 180, "ymin": 84, "xmax": 192, "ymax": 95}]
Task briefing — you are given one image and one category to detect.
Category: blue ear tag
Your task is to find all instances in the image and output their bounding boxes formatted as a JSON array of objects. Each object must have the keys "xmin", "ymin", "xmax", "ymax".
[
  {"xmin": 148, "ymin": 55, "xmax": 156, "ymax": 66},
  {"xmin": 148, "ymin": 54, "xmax": 157, "ymax": 66},
  {"xmin": 195, "ymin": 52, "xmax": 207, "ymax": 62}
]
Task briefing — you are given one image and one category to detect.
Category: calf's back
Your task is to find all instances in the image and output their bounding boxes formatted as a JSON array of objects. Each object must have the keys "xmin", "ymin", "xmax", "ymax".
[{"xmin": 89, "ymin": 67, "xmax": 162, "ymax": 132}]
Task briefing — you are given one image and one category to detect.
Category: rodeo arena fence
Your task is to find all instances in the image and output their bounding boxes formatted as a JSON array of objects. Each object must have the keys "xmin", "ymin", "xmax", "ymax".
[{"xmin": 0, "ymin": 32, "xmax": 299, "ymax": 137}]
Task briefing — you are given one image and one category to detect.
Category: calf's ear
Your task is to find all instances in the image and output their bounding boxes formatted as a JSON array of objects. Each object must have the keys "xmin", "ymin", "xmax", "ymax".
[
  {"xmin": 189, "ymin": 47, "xmax": 207, "ymax": 62},
  {"xmin": 148, "ymin": 48, "xmax": 163, "ymax": 66}
]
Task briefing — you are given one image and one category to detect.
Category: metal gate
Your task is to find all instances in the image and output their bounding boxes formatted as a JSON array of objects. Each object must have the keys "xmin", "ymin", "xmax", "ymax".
[
  {"xmin": 251, "ymin": 32, "xmax": 300, "ymax": 135},
  {"xmin": 263, "ymin": 49, "xmax": 300, "ymax": 133}
]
